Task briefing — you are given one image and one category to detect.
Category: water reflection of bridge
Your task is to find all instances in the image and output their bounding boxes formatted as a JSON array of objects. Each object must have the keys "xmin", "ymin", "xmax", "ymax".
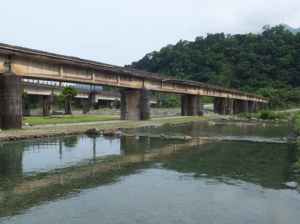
[{"xmin": 0, "ymin": 135, "xmax": 296, "ymax": 218}]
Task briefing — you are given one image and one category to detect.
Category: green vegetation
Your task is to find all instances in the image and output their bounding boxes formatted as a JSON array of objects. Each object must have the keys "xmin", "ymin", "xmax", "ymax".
[
  {"xmin": 57, "ymin": 86, "xmax": 78, "ymax": 117},
  {"xmin": 30, "ymin": 103, "xmax": 42, "ymax": 109},
  {"xmin": 160, "ymin": 93, "xmax": 181, "ymax": 108},
  {"xmin": 22, "ymin": 88, "xmax": 27, "ymax": 99},
  {"xmin": 238, "ymin": 110, "xmax": 292, "ymax": 120},
  {"xmin": 125, "ymin": 25, "xmax": 300, "ymax": 110},
  {"xmin": 22, "ymin": 116, "xmax": 119, "ymax": 125},
  {"xmin": 294, "ymin": 118, "xmax": 300, "ymax": 133}
]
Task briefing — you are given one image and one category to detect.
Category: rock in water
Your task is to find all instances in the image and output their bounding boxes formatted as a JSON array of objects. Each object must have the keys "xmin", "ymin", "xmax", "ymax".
[
  {"xmin": 85, "ymin": 127, "xmax": 100, "ymax": 134},
  {"xmin": 103, "ymin": 129, "xmax": 116, "ymax": 136}
]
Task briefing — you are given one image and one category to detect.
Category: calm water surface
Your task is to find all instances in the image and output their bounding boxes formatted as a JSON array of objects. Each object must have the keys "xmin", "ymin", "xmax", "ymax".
[{"xmin": 0, "ymin": 122, "xmax": 299, "ymax": 224}]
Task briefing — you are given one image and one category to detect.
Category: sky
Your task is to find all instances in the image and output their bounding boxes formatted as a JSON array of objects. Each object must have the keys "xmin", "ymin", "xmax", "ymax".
[{"xmin": 1, "ymin": 0, "xmax": 300, "ymax": 67}]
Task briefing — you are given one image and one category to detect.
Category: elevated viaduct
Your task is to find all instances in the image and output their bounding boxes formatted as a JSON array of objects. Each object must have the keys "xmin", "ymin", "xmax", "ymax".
[{"xmin": 0, "ymin": 42, "xmax": 268, "ymax": 129}]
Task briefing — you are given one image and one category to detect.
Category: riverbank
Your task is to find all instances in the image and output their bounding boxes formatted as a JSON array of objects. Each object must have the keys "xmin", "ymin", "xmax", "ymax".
[{"xmin": 0, "ymin": 116, "xmax": 219, "ymax": 142}]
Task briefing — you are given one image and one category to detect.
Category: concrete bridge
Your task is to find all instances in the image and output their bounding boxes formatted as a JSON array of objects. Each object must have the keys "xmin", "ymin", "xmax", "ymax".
[
  {"xmin": 0, "ymin": 42, "xmax": 268, "ymax": 129},
  {"xmin": 21, "ymin": 79, "xmax": 159, "ymax": 116}
]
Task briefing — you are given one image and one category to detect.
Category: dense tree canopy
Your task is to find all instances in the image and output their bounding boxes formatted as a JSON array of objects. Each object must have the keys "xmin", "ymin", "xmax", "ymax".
[{"xmin": 125, "ymin": 25, "xmax": 300, "ymax": 109}]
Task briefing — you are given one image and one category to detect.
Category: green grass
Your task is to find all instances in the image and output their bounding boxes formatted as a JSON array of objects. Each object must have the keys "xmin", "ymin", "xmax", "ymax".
[{"xmin": 22, "ymin": 115, "xmax": 120, "ymax": 125}]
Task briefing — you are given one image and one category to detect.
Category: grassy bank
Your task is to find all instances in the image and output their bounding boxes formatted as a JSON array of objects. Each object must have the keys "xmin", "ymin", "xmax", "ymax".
[{"xmin": 22, "ymin": 115, "xmax": 120, "ymax": 125}]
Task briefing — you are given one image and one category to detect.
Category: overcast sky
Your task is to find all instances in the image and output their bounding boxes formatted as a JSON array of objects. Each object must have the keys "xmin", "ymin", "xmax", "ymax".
[{"xmin": 1, "ymin": 0, "xmax": 299, "ymax": 67}]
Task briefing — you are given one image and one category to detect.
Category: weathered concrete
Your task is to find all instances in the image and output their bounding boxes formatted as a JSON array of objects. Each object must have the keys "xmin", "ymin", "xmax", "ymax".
[
  {"xmin": 197, "ymin": 95, "xmax": 204, "ymax": 116},
  {"xmin": 139, "ymin": 87, "xmax": 150, "ymax": 120},
  {"xmin": 83, "ymin": 105, "xmax": 89, "ymax": 114},
  {"xmin": 22, "ymin": 96, "xmax": 31, "ymax": 116},
  {"xmin": 0, "ymin": 73, "xmax": 22, "ymax": 129},
  {"xmin": 248, "ymin": 101, "xmax": 255, "ymax": 113},
  {"xmin": 214, "ymin": 97, "xmax": 229, "ymax": 115},
  {"xmin": 253, "ymin": 101, "xmax": 258, "ymax": 113},
  {"xmin": 262, "ymin": 102, "xmax": 268, "ymax": 110},
  {"xmin": 226, "ymin": 98, "xmax": 232, "ymax": 115},
  {"xmin": 233, "ymin": 99, "xmax": 247, "ymax": 114},
  {"xmin": 43, "ymin": 94, "xmax": 53, "ymax": 116},
  {"xmin": 181, "ymin": 94, "xmax": 204, "ymax": 116},
  {"xmin": 120, "ymin": 88, "xmax": 150, "ymax": 120}
]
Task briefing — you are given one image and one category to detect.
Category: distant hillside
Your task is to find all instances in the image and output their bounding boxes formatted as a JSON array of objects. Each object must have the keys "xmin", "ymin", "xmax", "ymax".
[
  {"xmin": 281, "ymin": 23, "xmax": 300, "ymax": 34},
  {"xmin": 125, "ymin": 25, "xmax": 300, "ymax": 109}
]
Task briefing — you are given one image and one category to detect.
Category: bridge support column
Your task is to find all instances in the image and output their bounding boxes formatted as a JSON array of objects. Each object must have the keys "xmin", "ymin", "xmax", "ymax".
[
  {"xmin": 233, "ymin": 99, "xmax": 248, "ymax": 114},
  {"xmin": 262, "ymin": 102, "xmax": 268, "ymax": 110},
  {"xmin": 214, "ymin": 97, "xmax": 231, "ymax": 115},
  {"xmin": 120, "ymin": 87, "xmax": 150, "ymax": 120},
  {"xmin": 157, "ymin": 99, "xmax": 163, "ymax": 108},
  {"xmin": 257, "ymin": 102, "xmax": 268, "ymax": 111},
  {"xmin": 253, "ymin": 101, "xmax": 258, "ymax": 113},
  {"xmin": 248, "ymin": 101, "xmax": 255, "ymax": 113},
  {"xmin": 22, "ymin": 96, "xmax": 31, "ymax": 116},
  {"xmin": 0, "ymin": 73, "xmax": 22, "ymax": 129},
  {"xmin": 83, "ymin": 105, "xmax": 90, "ymax": 114},
  {"xmin": 226, "ymin": 98, "xmax": 232, "ymax": 115},
  {"xmin": 43, "ymin": 95, "xmax": 53, "ymax": 116},
  {"xmin": 181, "ymin": 94, "xmax": 203, "ymax": 116}
]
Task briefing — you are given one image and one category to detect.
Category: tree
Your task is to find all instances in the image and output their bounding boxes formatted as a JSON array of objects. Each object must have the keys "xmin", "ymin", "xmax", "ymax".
[
  {"xmin": 58, "ymin": 86, "xmax": 78, "ymax": 117},
  {"xmin": 126, "ymin": 25, "xmax": 300, "ymax": 109}
]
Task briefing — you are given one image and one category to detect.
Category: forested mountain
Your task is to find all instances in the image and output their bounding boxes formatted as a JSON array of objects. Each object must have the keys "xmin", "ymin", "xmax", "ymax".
[{"xmin": 125, "ymin": 25, "xmax": 300, "ymax": 109}]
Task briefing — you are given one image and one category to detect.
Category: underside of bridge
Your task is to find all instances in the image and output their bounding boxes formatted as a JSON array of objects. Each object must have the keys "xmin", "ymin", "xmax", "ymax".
[{"xmin": 0, "ymin": 73, "xmax": 269, "ymax": 130}]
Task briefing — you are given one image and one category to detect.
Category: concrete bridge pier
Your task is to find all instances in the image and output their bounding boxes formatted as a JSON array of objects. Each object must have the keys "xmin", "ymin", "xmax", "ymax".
[
  {"xmin": 214, "ymin": 97, "xmax": 232, "ymax": 115},
  {"xmin": 253, "ymin": 101, "xmax": 258, "ymax": 113},
  {"xmin": 88, "ymin": 91, "xmax": 97, "ymax": 109},
  {"xmin": 262, "ymin": 102, "xmax": 268, "ymax": 110},
  {"xmin": 181, "ymin": 94, "xmax": 204, "ymax": 116},
  {"xmin": 233, "ymin": 99, "xmax": 248, "ymax": 114},
  {"xmin": 0, "ymin": 73, "xmax": 22, "ymax": 129},
  {"xmin": 43, "ymin": 94, "xmax": 53, "ymax": 116},
  {"xmin": 257, "ymin": 102, "xmax": 268, "ymax": 111},
  {"xmin": 83, "ymin": 105, "xmax": 90, "ymax": 114},
  {"xmin": 248, "ymin": 101, "xmax": 255, "ymax": 113},
  {"xmin": 226, "ymin": 98, "xmax": 232, "ymax": 115},
  {"xmin": 120, "ymin": 87, "xmax": 150, "ymax": 120},
  {"xmin": 22, "ymin": 96, "xmax": 31, "ymax": 116}
]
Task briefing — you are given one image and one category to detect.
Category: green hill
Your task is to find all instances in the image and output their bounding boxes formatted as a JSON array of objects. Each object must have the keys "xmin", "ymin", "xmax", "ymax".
[{"xmin": 125, "ymin": 25, "xmax": 300, "ymax": 109}]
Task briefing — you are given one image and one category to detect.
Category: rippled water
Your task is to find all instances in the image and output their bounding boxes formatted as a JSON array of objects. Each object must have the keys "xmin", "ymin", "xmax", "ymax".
[{"xmin": 0, "ymin": 122, "xmax": 299, "ymax": 224}]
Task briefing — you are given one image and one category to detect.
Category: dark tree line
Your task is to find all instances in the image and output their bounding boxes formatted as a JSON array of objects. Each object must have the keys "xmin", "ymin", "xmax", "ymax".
[{"xmin": 125, "ymin": 25, "xmax": 300, "ymax": 109}]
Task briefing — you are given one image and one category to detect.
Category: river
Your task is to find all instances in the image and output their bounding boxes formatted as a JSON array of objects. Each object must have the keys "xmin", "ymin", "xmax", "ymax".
[{"xmin": 0, "ymin": 121, "xmax": 299, "ymax": 224}]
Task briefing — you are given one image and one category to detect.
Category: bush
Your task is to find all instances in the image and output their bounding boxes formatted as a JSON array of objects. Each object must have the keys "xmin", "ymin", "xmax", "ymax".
[
  {"xmin": 30, "ymin": 103, "xmax": 42, "ymax": 109},
  {"xmin": 238, "ymin": 112, "xmax": 253, "ymax": 119}
]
